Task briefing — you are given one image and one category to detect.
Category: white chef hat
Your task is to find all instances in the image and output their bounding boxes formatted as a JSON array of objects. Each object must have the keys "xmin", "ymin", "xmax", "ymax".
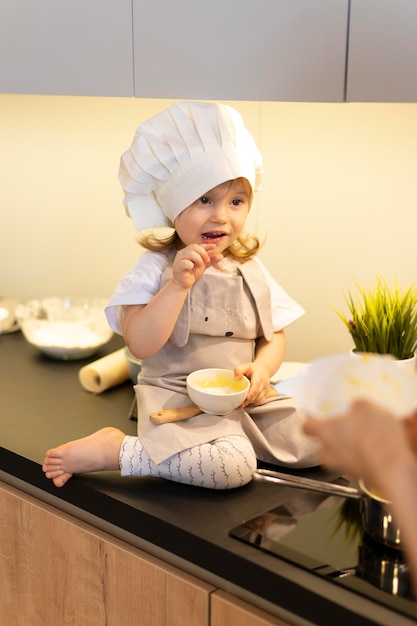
[{"xmin": 118, "ymin": 101, "xmax": 263, "ymax": 231}]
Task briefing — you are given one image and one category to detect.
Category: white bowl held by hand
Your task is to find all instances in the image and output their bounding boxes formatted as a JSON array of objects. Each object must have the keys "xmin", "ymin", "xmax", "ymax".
[
  {"xmin": 186, "ymin": 368, "xmax": 250, "ymax": 415},
  {"xmin": 16, "ymin": 297, "xmax": 113, "ymax": 360},
  {"xmin": 292, "ymin": 352, "xmax": 417, "ymax": 419}
]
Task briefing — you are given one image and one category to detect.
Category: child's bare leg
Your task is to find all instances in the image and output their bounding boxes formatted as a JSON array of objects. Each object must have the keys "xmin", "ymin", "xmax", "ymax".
[{"xmin": 42, "ymin": 427, "xmax": 125, "ymax": 488}]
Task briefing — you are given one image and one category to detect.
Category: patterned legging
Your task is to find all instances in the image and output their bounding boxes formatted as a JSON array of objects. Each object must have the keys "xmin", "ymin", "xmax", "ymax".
[{"xmin": 119, "ymin": 434, "xmax": 257, "ymax": 490}]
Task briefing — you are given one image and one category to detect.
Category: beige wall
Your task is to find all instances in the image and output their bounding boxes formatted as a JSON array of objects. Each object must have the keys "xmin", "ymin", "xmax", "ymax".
[{"xmin": 1, "ymin": 94, "xmax": 416, "ymax": 361}]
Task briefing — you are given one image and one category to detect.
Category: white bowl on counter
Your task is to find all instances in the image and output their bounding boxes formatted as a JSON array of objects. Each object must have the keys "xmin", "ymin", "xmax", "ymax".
[
  {"xmin": 15, "ymin": 297, "xmax": 113, "ymax": 360},
  {"xmin": 186, "ymin": 368, "xmax": 250, "ymax": 415}
]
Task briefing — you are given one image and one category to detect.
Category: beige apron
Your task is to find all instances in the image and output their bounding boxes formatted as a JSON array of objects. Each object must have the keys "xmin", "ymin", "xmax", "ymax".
[{"xmin": 134, "ymin": 254, "xmax": 320, "ymax": 468}]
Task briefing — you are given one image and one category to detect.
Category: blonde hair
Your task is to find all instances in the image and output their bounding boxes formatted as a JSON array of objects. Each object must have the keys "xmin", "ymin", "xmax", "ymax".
[{"xmin": 138, "ymin": 229, "xmax": 261, "ymax": 262}]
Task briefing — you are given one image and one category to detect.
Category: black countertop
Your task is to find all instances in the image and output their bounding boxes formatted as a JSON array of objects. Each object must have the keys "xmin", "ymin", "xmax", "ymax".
[{"xmin": 1, "ymin": 331, "xmax": 417, "ymax": 626}]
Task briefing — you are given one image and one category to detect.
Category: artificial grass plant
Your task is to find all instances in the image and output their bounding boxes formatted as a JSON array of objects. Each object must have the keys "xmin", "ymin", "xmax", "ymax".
[{"xmin": 336, "ymin": 277, "xmax": 417, "ymax": 360}]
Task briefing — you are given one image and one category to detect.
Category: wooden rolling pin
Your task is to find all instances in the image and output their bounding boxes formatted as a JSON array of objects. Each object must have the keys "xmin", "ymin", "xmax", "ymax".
[{"xmin": 150, "ymin": 387, "xmax": 279, "ymax": 424}]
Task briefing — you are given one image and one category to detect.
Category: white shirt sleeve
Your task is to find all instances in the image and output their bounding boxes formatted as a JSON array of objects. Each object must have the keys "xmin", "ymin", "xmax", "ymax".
[
  {"xmin": 105, "ymin": 251, "xmax": 168, "ymax": 335},
  {"xmin": 253, "ymin": 257, "xmax": 305, "ymax": 332}
]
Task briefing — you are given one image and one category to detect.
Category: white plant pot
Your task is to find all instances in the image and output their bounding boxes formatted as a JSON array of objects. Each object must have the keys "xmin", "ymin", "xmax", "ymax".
[
  {"xmin": 395, "ymin": 354, "xmax": 417, "ymax": 375},
  {"xmin": 350, "ymin": 349, "xmax": 417, "ymax": 376}
]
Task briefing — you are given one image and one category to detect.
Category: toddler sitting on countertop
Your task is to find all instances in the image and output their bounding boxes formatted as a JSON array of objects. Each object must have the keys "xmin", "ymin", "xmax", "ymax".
[{"xmin": 43, "ymin": 101, "xmax": 320, "ymax": 490}]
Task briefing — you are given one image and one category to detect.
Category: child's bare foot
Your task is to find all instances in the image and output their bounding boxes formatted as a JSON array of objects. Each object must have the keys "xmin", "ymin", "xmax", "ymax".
[{"xmin": 42, "ymin": 427, "xmax": 125, "ymax": 488}]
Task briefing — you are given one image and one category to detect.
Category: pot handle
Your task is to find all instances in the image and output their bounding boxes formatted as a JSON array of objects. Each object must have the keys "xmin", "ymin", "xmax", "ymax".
[{"xmin": 254, "ymin": 469, "xmax": 362, "ymax": 499}]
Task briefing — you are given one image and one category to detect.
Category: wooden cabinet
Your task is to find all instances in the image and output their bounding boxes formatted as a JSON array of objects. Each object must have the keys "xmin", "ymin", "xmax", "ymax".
[
  {"xmin": 347, "ymin": 0, "xmax": 417, "ymax": 102},
  {"xmin": 0, "ymin": 0, "xmax": 133, "ymax": 96},
  {"xmin": 211, "ymin": 590, "xmax": 292, "ymax": 626},
  {"xmin": 0, "ymin": 483, "xmax": 213, "ymax": 625},
  {"xmin": 132, "ymin": 0, "xmax": 348, "ymax": 102},
  {"xmin": 0, "ymin": 482, "xmax": 299, "ymax": 626}
]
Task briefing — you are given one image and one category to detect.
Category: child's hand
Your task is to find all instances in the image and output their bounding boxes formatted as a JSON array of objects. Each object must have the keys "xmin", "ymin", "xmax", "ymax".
[
  {"xmin": 172, "ymin": 244, "xmax": 223, "ymax": 290},
  {"xmin": 234, "ymin": 361, "xmax": 271, "ymax": 407}
]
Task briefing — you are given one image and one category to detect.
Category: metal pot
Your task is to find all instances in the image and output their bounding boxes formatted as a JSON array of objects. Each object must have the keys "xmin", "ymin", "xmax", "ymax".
[
  {"xmin": 253, "ymin": 469, "xmax": 402, "ymax": 550},
  {"xmin": 357, "ymin": 531, "xmax": 413, "ymax": 598}
]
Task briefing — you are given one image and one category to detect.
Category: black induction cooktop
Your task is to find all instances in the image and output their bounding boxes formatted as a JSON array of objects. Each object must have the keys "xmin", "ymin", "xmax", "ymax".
[{"xmin": 230, "ymin": 478, "xmax": 417, "ymax": 621}]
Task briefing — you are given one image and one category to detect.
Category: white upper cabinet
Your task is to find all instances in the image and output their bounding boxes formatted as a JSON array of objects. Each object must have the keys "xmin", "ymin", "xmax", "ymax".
[
  {"xmin": 132, "ymin": 0, "xmax": 349, "ymax": 102},
  {"xmin": 0, "ymin": 0, "xmax": 133, "ymax": 96},
  {"xmin": 347, "ymin": 0, "xmax": 417, "ymax": 102},
  {"xmin": 3, "ymin": 1, "xmax": 417, "ymax": 103}
]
